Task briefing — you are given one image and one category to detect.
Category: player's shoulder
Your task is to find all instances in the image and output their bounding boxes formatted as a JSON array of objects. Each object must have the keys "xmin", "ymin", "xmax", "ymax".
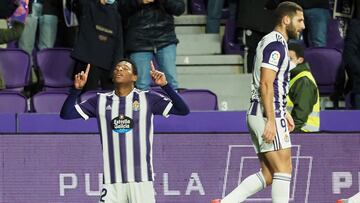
[
  {"xmin": 98, "ymin": 91, "xmax": 115, "ymax": 97},
  {"xmin": 261, "ymin": 31, "xmax": 286, "ymax": 47}
]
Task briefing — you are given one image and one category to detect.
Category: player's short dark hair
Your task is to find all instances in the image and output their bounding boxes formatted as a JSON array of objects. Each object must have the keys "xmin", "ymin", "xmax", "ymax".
[
  {"xmin": 288, "ymin": 43, "xmax": 305, "ymax": 59},
  {"xmin": 115, "ymin": 58, "xmax": 138, "ymax": 75},
  {"xmin": 274, "ymin": 1, "xmax": 303, "ymax": 25}
]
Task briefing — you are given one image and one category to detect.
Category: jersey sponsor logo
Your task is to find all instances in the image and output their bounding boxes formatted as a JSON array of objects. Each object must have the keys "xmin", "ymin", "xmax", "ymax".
[
  {"xmin": 112, "ymin": 114, "xmax": 134, "ymax": 133},
  {"xmin": 269, "ymin": 51, "xmax": 280, "ymax": 66}
]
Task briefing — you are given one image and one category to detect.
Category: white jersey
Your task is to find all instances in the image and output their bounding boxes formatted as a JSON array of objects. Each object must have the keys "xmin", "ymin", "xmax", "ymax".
[{"xmin": 249, "ymin": 31, "xmax": 292, "ymax": 118}]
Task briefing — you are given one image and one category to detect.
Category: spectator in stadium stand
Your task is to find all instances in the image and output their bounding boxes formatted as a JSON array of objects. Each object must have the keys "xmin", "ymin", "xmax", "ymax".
[
  {"xmin": 18, "ymin": 0, "xmax": 60, "ymax": 58},
  {"xmin": 113, "ymin": 0, "xmax": 185, "ymax": 90},
  {"xmin": 0, "ymin": 0, "xmax": 28, "ymax": 44},
  {"xmin": 0, "ymin": 0, "xmax": 29, "ymax": 90},
  {"xmin": 343, "ymin": 18, "xmax": 360, "ymax": 109},
  {"xmin": 238, "ymin": 0, "xmax": 276, "ymax": 73},
  {"xmin": 60, "ymin": 59, "xmax": 189, "ymax": 203},
  {"xmin": 287, "ymin": 43, "xmax": 320, "ymax": 132},
  {"xmin": 66, "ymin": 0, "xmax": 124, "ymax": 91},
  {"xmin": 205, "ymin": 0, "xmax": 238, "ymax": 33},
  {"xmin": 266, "ymin": 0, "xmax": 331, "ymax": 47}
]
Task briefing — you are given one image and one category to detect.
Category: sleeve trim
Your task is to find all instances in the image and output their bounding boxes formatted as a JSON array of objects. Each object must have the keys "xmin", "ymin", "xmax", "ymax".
[
  {"xmin": 75, "ymin": 104, "xmax": 89, "ymax": 120},
  {"xmin": 261, "ymin": 63, "xmax": 279, "ymax": 72},
  {"xmin": 162, "ymin": 102, "xmax": 173, "ymax": 118}
]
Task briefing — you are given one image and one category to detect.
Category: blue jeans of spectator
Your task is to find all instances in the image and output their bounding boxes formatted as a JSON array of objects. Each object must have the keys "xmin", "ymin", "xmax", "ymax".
[
  {"xmin": 130, "ymin": 44, "xmax": 178, "ymax": 90},
  {"xmin": 304, "ymin": 8, "xmax": 331, "ymax": 47},
  {"xmin": 206, "ymin": 0, "xmax": 237, "ymax": 33},
  {"xmin": 18, "ymin": 2, "xmax": 57, "ymax": 56}
]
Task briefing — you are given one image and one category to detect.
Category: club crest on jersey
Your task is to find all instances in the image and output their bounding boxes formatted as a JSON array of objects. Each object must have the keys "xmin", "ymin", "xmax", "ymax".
[
  {"xmin": 133, "ymin": 100, "xmax": 140, "ymax": 111},
  {"xmin": 112, "ymin": 114, "xmax": 134, "ymax": 133},
  {"xmin": 284, "ymin": 132, "xmax": 290, "ymax": 142},
  {"xmin": 269, "ymin": 51, "xmax": 280, "ymax": 66}
]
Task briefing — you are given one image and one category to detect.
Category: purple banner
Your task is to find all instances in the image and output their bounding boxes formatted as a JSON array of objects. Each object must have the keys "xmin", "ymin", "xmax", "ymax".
[{"xmin": 0, "ymin": 134, "xmax": 359, "ymax": 203}]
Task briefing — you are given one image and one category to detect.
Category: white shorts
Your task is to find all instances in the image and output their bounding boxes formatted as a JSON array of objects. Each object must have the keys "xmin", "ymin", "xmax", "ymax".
[
  {"xmin": 99, "ymin": 181, "xmax": 155, "ymax": 203},
  {"xmin": 247, "ymin": 114, "xmax": 292, "ymax": 154}
]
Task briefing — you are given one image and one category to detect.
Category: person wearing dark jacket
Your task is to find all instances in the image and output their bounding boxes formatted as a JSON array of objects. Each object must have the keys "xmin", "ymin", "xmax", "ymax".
[
  {"xmin": 116, "ymin": 0, "xmax": 185, "ymax": 90},
  {"xmin": 237, "ymin": 0, "xmax": 275, "ymax": 73},
  {"xmin": 287, "ymin": 43, "xmax": 320, "ymax": 132},
  {"xmin": 343, "ymin": 19, "xmax": 360, "ymax": 109},
  {"xmin": 0, "ymin": 0, "xmax": 29, "ymax": 90},
  {"xmin": 67, "ymin": 0, "xmax": 123, "ymax": 91}
]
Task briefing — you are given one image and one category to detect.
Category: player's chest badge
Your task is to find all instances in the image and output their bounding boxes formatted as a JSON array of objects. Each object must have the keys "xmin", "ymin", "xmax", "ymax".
[
  {"xmin": 112, "ymin": 114, "xmax": 134, "ymax": 133},
  {"xmin": 284, "ymin": 132, "xmax": 290, "ymax": 143},
  {"xmin": 133, "ymin": 100, "xmax": 140, "ymax": 111}
]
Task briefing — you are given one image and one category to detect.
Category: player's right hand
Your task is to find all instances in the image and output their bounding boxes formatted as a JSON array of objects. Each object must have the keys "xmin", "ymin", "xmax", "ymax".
[
  {"xmin": 74, "ymin": 64, "xmax": 90, "ymax": 90},
  {"xmin": 263, "ymin": 120, "xmax": 276, "ymax": 143}
]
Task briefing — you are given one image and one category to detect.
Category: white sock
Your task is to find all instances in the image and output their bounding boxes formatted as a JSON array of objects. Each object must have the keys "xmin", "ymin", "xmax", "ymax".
[
  {"xmin": 348, "ymin": 192, "xmax": 360, "ymax": 203},
  {"xmin": 222, "ymin": 171, "xmax": 266, "ymax": 203},
  {"xmin": 272, "ymin": 173, "xmax": 292, "ymax": 203}
]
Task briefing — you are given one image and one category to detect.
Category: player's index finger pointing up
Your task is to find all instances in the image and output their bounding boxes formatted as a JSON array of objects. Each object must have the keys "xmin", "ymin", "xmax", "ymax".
[
  {"xmin": 85, "ymin": 64, "xmax": 91, "ymax": 75},
  {"xmin": 150, "ymin": 60, "xmax": 156, "ymax": 72}
]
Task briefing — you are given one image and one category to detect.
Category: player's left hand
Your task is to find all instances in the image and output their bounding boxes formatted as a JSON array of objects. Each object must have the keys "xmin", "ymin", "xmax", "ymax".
[
  {"xmin": 286, "ymin": 113, "xmax": 295, "ymax": 132},
  {"xmin": 150, "ymin": 61, "xmax": 168, "ymax": 86}
]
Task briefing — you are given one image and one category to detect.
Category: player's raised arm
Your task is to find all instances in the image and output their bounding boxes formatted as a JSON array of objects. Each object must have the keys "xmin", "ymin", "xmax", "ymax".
[
  {"xmin": 60, "ymin": 64, "xmax": 91, "ymax": 119},
  {"xmin": 150, "ymin": 61, "xmax": 190, "ymax": 115}
]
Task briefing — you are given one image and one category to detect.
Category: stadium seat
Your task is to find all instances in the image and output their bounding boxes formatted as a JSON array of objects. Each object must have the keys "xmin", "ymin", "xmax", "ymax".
[
  {"xmin": 326, "ymin": 19, "xmax": 344, "ymax": 51},
  {"xmin": 36, "ymin": 48, "xmax": 75, "ymax": 91},
  {"xmin": 0, "ymin": 91, "xmax": 28, "ymax": 113},
  {"xmin": 178, "ymin": 89, "xmax": 218, "ymax": 110},
  {"xmin": 0, "ymin": 48, "xmax": 31, "ymax": 91},
  {"xmin": 222, "ymin": 18, "xmax": 243, "ymax": 54},
  {"xmin": 304, "ymin": 47, "xmax": 342, "ymax": 96},
  {"xmin": 31, "ymin": 91, "xmax": 69, "ymax": 113}
]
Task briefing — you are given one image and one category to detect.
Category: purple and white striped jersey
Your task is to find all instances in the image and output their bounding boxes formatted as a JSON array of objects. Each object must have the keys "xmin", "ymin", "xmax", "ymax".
[
  {"xmin": 250, "ymin": 31, "xmax": 292, "ymax": 117},
  {"xmin": 75, "ymin": 88, "xmax": 173, "ymax": 184}
]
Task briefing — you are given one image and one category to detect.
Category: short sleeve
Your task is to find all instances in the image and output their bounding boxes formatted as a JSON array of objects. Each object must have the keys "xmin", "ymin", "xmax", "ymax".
[
  {"xmin": 261, "ymin": 41, "xmax": 286, "ymax": 72},
  {"xmin": 75, "ymin": 95, "xmax": 98, "ymax": 120},
  {"xmin": 147, "ymin": 92, "xmax": 173, "ymax": 117}
]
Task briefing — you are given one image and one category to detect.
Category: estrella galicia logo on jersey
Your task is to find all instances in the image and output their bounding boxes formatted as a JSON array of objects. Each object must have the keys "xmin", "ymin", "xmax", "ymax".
[
  {"xmin": 269, "ymin": 51, "xmax": 280, "ymax": 66},
  {"xmin": 112, "ymin": 114, "xmax": 134, "ymax": 133}
]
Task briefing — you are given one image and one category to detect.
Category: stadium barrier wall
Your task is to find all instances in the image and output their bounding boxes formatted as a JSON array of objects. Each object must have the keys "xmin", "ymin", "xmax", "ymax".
[
  {"xmin": 0, "ymin": 133, "xmax": 359, "ymax": 203},
  {"xmin": 1, "ymin": 110, "xmax": 360, "ymax": 133}
]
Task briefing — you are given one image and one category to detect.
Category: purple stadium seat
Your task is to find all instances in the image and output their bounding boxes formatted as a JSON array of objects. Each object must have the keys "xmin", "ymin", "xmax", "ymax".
[
  {"xmin": 0, "ymin": 48, "xmax": 31, "ymax": 91},
  {"xmin": 222, "ymin": 18, "xmax": 242, "ymax": 54},
  {"xmin": 304, "ymin": 47, "xmax": 342, "ymax": 95},
  {"xmin": 36, "ymin": 48, "xmax": 75, "ymax": 91},
  {"xmin": 32, "ymin": 91, "xmax": 69, "ymax": 113},
  {"xmin": 326, "ymin": 19, "xmax": 344, "ymax": 51},
  {"xmin": 179, "ymin": 89, "xmax": 218, "ymax": 110},
  {"xmin": 0, "ymin": 91, "xmax": 28, "ymax": 113}
]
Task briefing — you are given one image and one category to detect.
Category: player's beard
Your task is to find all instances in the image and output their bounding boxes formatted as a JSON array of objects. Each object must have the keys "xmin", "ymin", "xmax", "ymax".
[{"xmin": 286, "ymin": 23, "xmax": 300, "ymax": 40}]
